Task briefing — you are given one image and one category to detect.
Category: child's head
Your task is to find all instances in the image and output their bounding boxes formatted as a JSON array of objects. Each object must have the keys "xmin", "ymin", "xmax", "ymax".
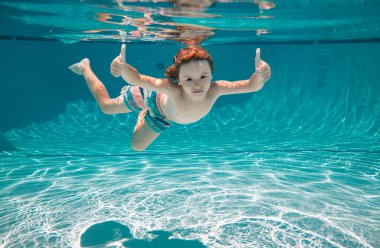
[
  {"xmin": 166, "ymin": 45, "xmax": 214, "ymax": 99},
  {"xmin": 165, "ymin": 45, "xmax": 214, "ymax": 84}
]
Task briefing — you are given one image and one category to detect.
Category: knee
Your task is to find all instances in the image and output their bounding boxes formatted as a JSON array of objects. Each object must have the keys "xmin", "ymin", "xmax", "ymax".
[
  {"xmin": 99, "ymin": 104, "xmax": 114, "ymax": 115},
  {"xmin": 131, "ymin": 141, "xmax": 147, "ymax": 152}
]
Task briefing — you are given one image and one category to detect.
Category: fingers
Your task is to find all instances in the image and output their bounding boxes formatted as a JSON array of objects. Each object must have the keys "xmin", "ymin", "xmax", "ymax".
[
  {"xmin": 111, "ymin": 63, "xmax": 121, "ymax": 77},
  {"xmin": 120, "ymin": 44, "xmax": 126, "ymax": 62},
  {"xmin": 255, "ymin": 48, "xmax": 261, "ymax": 68},
  {"xmin": 110, "ymin": 46, "xmax": 125, "ymax": 77},
  {"xmin": 254, "ymin": 48, "xmax": 271, "ymax": 83},
  {"xmin": 110, "ymin": 59, "xmax": 122, "ymax": 77},
  {"xmin": 258, "ymin": 64, "xmax": 270, "ymax": 75},
  {"xmin": 257, "ymin": 64, "xmax": 271, "ymax": 82},
  {"xmin": 110, "ymin": 68, "xmax": 120, "ymax": 77}
]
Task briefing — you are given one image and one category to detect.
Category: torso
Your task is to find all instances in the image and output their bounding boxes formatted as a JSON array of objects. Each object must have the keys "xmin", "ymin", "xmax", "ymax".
[{"xmin": 159, "ymin": 84, "xmax": 219, "ymax": 124}]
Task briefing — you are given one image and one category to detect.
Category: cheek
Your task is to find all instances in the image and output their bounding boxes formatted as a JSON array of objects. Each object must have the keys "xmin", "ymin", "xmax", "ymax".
[
  {"xmin": 181, "ymin": 84, "xmax": 192, "ymax": 91},
  {"xmin": 203, "ymin": 79, "xmax": 212, "ymax": 87}
]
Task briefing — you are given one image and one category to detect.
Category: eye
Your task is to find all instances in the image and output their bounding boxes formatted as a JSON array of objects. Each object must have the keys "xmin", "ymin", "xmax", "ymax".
[
  {"xmin": 186, "ymin": 78, "xmax": 193, "ymax": 82},
  {"xmin": 201, "ymin": 75, "xmax": 208, "ymax": 79}
]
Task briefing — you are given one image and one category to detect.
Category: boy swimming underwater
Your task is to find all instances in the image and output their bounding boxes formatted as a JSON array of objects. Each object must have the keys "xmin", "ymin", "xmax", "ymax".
[{"xmin": 69, "ymin": 45, "xmax": 271, "ymax": 151}]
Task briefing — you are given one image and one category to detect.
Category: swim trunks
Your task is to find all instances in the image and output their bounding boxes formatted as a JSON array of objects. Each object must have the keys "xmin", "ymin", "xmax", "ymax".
[{"xmin": 120, "ymin": 86, "xmax": 171, "ymax": 132}]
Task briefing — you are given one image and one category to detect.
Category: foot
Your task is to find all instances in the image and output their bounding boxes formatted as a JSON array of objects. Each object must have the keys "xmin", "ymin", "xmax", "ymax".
[{"xmin": 68, "ymin": 58, "xmax": 90, "ymax": 75}]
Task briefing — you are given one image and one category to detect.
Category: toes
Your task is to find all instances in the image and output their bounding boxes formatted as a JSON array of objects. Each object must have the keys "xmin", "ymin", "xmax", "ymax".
[
  {"xmin": 68, "ymin": 58, "xmax": 90, "ymax": 75},
  {"xmin": 68, "ymin": 63, "xmax": 80, "ymax": 74}
]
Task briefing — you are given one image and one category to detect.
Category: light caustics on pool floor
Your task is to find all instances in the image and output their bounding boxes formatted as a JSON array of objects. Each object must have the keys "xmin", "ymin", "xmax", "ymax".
[
  {"xmin": 1, "ymin": 94, "xmax": 380, "ymax": 247},
  {"xmin": 0, "ymin": 148, "xmax": 379, "ymax": 247}
]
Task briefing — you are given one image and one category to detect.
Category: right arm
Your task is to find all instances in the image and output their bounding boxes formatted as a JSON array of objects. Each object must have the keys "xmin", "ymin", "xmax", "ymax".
[
  {"xmin": 110, "ymin": 44, "xmax": 175, "ymax": 95},
  {"xmin": 213, "ymin": 48, "xmax": 271, "ymax": 97}
]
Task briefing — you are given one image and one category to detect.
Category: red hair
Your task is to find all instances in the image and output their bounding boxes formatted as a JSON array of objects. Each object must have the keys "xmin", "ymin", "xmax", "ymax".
[{"xmin": 165, "ymin": 45, "xmax": 214, "ymax": 83}]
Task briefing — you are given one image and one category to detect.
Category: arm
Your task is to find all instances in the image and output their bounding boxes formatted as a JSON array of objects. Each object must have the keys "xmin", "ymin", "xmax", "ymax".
[
  {"xmin": 110, "ymin": 44, "xmax": 173, "ymax": 94},
  {"xmin": 214, "ymin": 48, "xmax": 271, "ymax": 96}
]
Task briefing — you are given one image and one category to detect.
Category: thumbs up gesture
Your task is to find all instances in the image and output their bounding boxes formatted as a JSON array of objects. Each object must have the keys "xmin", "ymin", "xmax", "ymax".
[
  {"xmin": 254, "ymin": 48, "xmax": 271, "ymax": 84},
  {"xmin": 110, "ymin": 44, "xmax": 126, "ymax": 77}
]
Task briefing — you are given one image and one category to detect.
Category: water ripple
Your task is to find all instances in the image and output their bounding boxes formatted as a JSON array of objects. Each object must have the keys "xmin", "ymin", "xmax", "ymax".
[{"xmin": 1, "ymin": 151, "xmax": 379, "ymax": 247}]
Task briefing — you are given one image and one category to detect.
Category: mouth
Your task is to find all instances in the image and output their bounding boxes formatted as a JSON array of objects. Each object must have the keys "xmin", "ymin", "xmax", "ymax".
[{"xmin": 192, "ymin": 89, "xmax": 205, "ymax": 95}]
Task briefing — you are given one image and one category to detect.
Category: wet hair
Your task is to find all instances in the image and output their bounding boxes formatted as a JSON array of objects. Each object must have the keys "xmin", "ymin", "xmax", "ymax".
[{"xmin": 165, "ymin": 45, "xmax": 214, "ymax": 84}]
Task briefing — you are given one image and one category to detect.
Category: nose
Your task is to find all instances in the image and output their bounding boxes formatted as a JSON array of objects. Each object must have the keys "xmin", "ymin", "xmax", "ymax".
[{"xmin": 193, "ymin": 79, "xmax": 203, "ymax": 87}]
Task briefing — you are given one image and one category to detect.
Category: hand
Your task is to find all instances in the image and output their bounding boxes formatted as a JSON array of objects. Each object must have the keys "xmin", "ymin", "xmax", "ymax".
[
  {"xmin": 110, "ymin": 44, "xmax": 126, "ymax": 77},
  {"xmin": 255, "ymin": 48, "xmax": 271, "ymax": 84}
]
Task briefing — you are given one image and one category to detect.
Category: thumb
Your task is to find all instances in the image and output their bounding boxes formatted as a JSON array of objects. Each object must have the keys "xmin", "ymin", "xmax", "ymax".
[
  {"xmin": 255, "ymin": 48, "xmax": 261, "ymax": 68},
  {"xmin": 120, "ymin": 44, "xmax": 126, "ymax": 62}
]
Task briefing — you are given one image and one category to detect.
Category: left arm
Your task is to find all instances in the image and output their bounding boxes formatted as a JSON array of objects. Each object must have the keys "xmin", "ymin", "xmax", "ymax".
[{"xmin": 214, "ymin": 48, "xmax": 271, "ymax": 96}]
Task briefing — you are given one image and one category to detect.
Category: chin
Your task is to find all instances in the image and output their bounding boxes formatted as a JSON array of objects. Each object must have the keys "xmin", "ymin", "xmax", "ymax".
[{"xmin": 192, "ymin": 94, "xmax": 207, "ymax": 101}]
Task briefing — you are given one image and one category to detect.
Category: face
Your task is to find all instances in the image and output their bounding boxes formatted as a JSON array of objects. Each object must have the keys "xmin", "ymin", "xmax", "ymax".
[{"xmin": 178, "ymin": 60, "xmax": 212, "ymax": 100}]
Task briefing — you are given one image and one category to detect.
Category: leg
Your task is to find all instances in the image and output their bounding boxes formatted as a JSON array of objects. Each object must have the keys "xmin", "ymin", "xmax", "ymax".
[
  {"xmin": 69, "ymin": 58, "xmax": 129, "ymax": 114},
  {"xmin": 131, "ymin": 109, "xmax": 161, "ymax": 151}
]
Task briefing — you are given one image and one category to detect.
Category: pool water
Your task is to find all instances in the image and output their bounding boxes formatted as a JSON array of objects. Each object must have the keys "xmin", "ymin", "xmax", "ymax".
[{"xmin": 1, "ymin": 1, "xmax": 380, "ymax": 247}]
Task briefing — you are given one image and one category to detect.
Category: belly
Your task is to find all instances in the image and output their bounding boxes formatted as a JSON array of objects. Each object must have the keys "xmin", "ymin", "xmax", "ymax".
[{"xmin": 164, "ymin": 108, "xmax": 206, "ymax": 124}]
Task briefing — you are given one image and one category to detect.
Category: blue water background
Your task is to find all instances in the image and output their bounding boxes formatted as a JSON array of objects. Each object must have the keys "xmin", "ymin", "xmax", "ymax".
[
  {"xmin": 1, "ymin": 1, "xmax": 380, "ymax": 247},
  {"xmin": 1, "ymin": 39, "xmax": 379, "ymax": 247}
]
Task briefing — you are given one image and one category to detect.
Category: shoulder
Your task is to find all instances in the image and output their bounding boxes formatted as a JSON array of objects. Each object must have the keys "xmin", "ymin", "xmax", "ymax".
[
  {"xmin": 138, "ymin": 76, "xmax": 177, "ymax": 94},
  {"xmin": 158, "ymin": 78, "xmax": 182, "ymax": 98}
]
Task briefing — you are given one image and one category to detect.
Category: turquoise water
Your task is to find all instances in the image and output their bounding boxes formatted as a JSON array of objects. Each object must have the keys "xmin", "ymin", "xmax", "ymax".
[{"xmin": 1, "ymin": 1, "xmax": 380, "ymax": 247}]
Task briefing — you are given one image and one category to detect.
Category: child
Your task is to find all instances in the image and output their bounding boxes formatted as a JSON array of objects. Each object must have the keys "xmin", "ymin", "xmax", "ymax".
[{"xmin": 69, "ymin": 45, "xmax": 271, "ymax": 151}]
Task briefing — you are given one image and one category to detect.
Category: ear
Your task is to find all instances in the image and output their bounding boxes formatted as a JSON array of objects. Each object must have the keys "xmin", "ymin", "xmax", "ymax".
[{"xmin": 170, "ymin": 77, "xmax": 179, "ymax": 84}]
